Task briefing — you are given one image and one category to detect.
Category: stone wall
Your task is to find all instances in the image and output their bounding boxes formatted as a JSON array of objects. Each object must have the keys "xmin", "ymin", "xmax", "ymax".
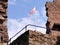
[
  {"xmin": 0, "ymin": 0, "xmax": 8, "ymax": 45},
  {"xmin": 10, "ymin": 30, "xmax": 58, "ymax": 45},
  {"xmin": 46, "ymin": 0, "xmax": 60, "ymax": 36},
  {"xmin": 29, "ymin": 30, "xmax": 57, "ymax": 45}
]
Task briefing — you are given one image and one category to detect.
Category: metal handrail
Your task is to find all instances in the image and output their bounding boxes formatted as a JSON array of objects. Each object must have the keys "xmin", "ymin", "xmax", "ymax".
[
  {"xmin": 8, "ymin": 24, "xmax": 46, "ymax": 44},
  {"xmin": 27, "ymin": 24, "xmax": 46, "ymax": 29}
]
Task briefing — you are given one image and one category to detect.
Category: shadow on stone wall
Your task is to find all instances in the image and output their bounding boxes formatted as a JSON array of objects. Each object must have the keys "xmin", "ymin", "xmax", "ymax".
[{"xmin": 56, "ymin": 36, "xmax": 60, "ymax": 45}]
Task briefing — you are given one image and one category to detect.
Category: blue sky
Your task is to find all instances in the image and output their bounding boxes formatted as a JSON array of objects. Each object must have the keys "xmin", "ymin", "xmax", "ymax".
[{"xmin": 8, "ymin": 0, "xmax": 53, "ymax": 40}]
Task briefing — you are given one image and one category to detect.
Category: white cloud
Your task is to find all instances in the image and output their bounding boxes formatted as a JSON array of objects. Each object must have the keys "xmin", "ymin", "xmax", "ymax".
[
  {"xmin": 41, "ymin": 7, "xmax": 48, "ymax": 21},
  {"xmin": 46, "ymin": 0, "xmax": 53, "ymax": 2},
  {"xmin": 8, "ymin": 0, "xmax": 16, "ymax": 5}
]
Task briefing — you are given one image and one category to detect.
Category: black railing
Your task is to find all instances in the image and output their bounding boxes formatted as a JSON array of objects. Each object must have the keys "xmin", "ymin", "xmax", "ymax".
[{"xmin": 8, "ymin": 24, "xmax": 46, "ymax": 44}]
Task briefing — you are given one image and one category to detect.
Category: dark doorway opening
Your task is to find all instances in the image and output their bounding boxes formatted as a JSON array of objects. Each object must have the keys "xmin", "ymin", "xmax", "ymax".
[{"xmin": 52, "ymin": 24, "xmax": 60, "ymax": 31}]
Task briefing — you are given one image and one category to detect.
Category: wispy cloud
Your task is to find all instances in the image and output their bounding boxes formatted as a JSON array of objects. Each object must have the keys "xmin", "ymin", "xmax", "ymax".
[
  {"xmin": 46, "ymin": 0, "xmax": 53, "ymax": 2},
  {"xmin": 41, "ymin": 7, "xmax": 48, "ymax": 21},
  {"xmin": 8, "ymin": 0, "xmax": 16, "ymax": 5}
]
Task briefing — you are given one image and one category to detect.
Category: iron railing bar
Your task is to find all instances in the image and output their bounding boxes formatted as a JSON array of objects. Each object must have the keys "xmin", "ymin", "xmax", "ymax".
[{"xmin": 27, "ymin": 24, "xmax": 46, "ymax": 29}]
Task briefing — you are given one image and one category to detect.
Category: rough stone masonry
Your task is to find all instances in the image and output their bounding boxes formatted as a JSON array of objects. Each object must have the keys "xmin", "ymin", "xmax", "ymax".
[
  {"xmin": 0, "ymin": 0, "xmax": 8, "ymax": 45},
  {"xmin": 10, "ymin": 30, "xmax": 57, "ymax": 45},
  {"xmin": 46, "ymin": 0, "xmax": 60, "ymax": 39},
  {"xmin": 46, "ymin": 0, "xmax": 60, "ymax": 45}
]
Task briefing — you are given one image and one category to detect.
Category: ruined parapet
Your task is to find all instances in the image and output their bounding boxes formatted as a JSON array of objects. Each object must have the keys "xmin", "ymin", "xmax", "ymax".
[
  {"xmin": 0, "ymin": 0, "xmax": 8, "ymax": 45},
  {"xmin": 46, "ymin": 0, "xmax": 60, "ymax": 36},
  {"xmin": 46, "ymin": 0, "xmax": 60, "ymax": 44}
]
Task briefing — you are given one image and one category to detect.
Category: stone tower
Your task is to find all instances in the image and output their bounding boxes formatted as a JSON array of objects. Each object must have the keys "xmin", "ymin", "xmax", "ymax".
[
  {"xmin": 0, "ymin": 0, "xmax": 8, "ymax": 45},
  {"xmin": 46, "ymin": 0, "xmax": 60, "ymax": 36}
]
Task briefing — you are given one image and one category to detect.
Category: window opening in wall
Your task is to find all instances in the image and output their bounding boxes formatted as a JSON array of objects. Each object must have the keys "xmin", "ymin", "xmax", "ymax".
[{"xmin": 52, "ymin": 24, "xmax": 60, "ymax": 31}]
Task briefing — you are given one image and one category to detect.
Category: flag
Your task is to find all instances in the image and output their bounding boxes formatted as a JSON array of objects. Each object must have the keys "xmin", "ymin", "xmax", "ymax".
[{"xmin": 30, "ymin": 7, "xmax": 36, "ymax": 15}]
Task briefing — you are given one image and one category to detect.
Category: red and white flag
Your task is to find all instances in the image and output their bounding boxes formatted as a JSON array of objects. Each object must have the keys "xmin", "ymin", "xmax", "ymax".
[{"xmin": 30, "ymin": 7, "xmax": 36, "ymax": 16}]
